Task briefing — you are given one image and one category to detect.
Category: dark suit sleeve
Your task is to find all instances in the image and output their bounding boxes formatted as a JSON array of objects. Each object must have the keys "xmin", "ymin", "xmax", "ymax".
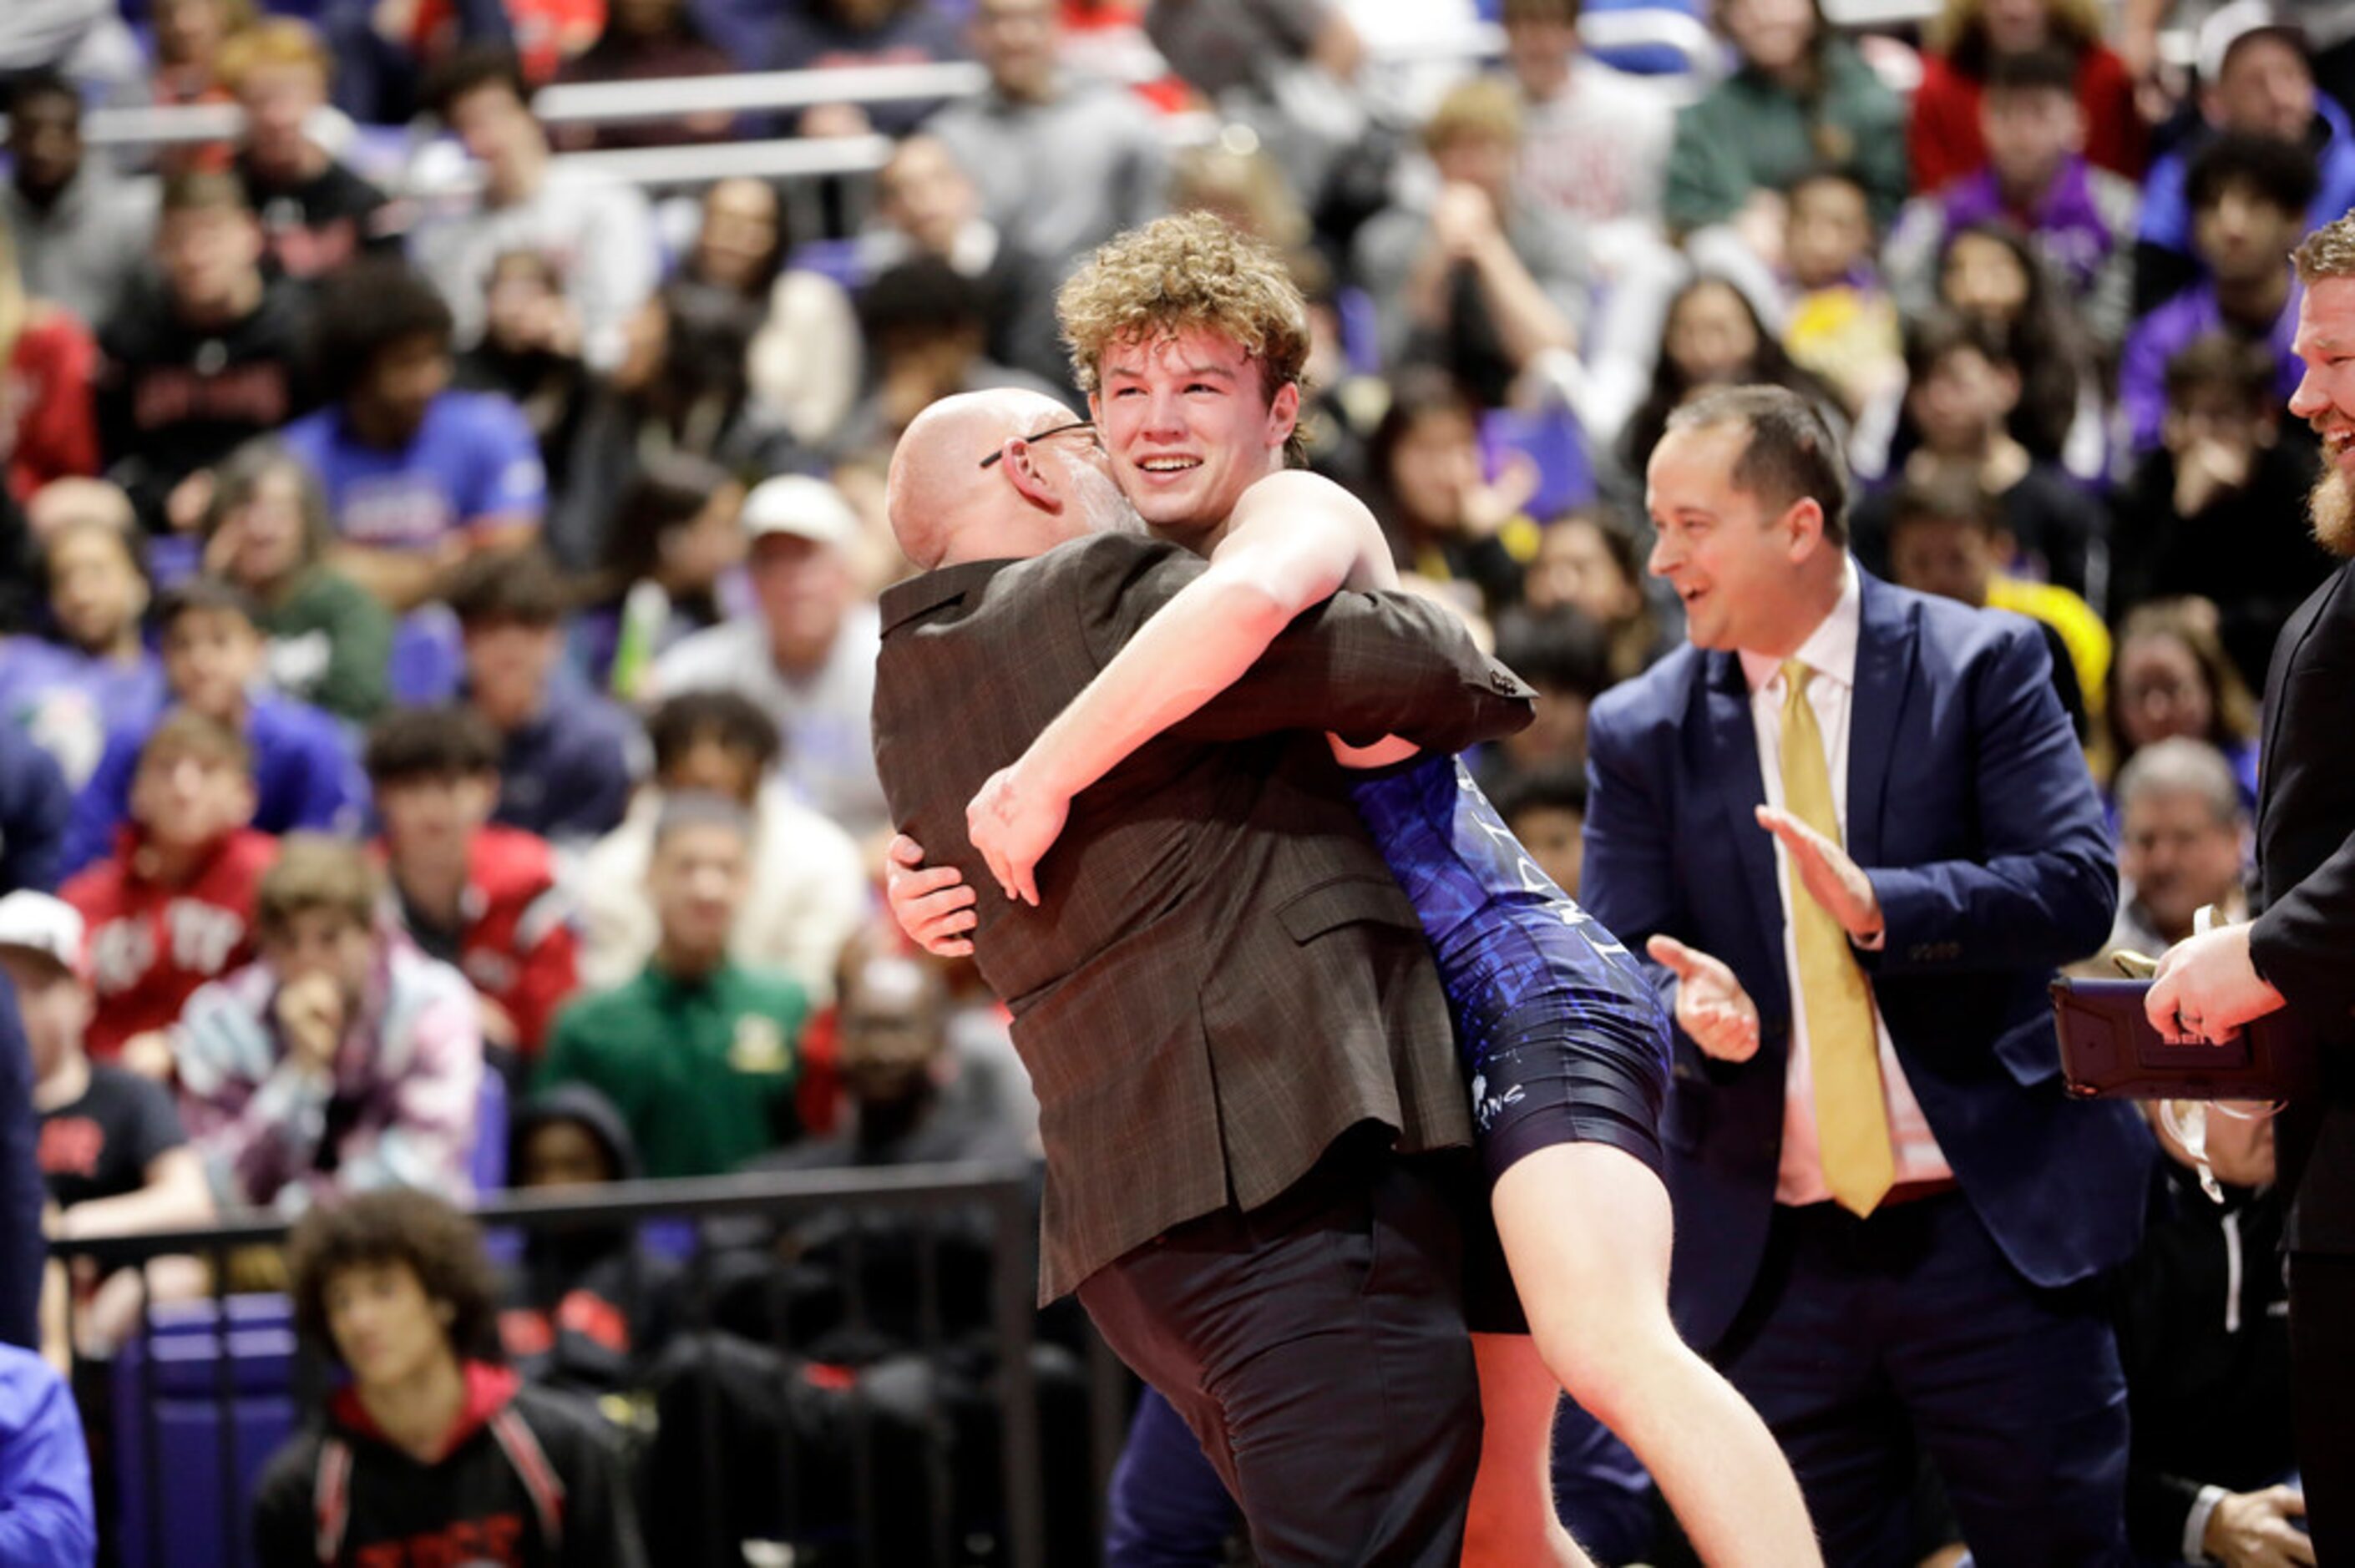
[
  {"xmin": 2250, "ymin": 835, "xmax": 2355, "ymax": 1024},
  {"xmin": 1072, "ymin": 538, "xmax": 1536, "ymax": 752},
  {"xmin": 1856, "ymin": 619, "xmax": 2118, "ymax": 975},
  {"xmin": 1581, "ymin": 701, "xmax": 1691, "ymax": 1033},
  {"xmin": 0, "ymin": 979, "xmax": 43, "ymax": 1351}
]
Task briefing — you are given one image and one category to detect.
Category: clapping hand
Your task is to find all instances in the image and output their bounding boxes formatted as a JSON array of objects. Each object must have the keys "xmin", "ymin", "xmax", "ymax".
[
  {"xmin": 1647, "ymin": 934, "xmax": 1761, "ymax": 1062},
  {"xmin": 1755, "ymin": 805, "xmax": 1884, "ymax": 940},
  {"xmin": 967, "ymin": 762, "xmax": 1069, "ymax": 908}
]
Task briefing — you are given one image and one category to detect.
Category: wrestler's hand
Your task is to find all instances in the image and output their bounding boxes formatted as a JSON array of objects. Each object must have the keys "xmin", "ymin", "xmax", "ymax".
[
  {"xmin": 1755, "ymin": 805, "xmax": 1883, "ymax": 942},
  {"xmin": 884, "ymin": 835, "xmax": 976, "ymax": 959},
  {"xmin": 966, "ymin": 763, "xmax": 1066, "ymax": 908},
  {"xmin": 2146, "ymin": 923, "xmax": 2284, "ymax": 1045},
  {"xmin": 1647, "ymin": 934, "xmax": 1760, "ymax": 1062}
]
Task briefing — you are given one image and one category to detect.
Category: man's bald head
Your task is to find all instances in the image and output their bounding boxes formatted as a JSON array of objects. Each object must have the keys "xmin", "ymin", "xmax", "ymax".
[{"xmin": 887, "ymin": 388, "xmax": 1106, "ymax": 569}]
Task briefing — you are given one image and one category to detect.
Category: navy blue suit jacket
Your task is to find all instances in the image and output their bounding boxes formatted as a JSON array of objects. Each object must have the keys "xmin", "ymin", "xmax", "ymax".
[{"xmin": 1585, "ymin": 569, "xmax": 2154, "ymax": 1351}]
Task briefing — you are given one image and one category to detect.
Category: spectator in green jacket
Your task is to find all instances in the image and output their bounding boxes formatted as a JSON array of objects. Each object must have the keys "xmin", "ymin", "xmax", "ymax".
[
  {"xmin": 1665, "ymin": 0, "xmax": 1908, "ymax": 243},
  {"xmin": 200, "ymin": 438, "xmax": 393, "ymax": 723},
  {"xmin": 535, "ymin": 792, "xmax": 808, "ymax": 1179}
]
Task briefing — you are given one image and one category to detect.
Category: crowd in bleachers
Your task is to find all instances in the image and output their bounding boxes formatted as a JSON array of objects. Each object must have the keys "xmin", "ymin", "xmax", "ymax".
[{"xmin": 0, "ymin": 0, "xmax": 2333, "ymax": 1560}]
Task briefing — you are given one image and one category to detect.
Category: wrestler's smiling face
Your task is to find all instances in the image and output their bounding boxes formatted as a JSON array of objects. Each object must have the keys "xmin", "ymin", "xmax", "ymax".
[{"xmin": 1090, "ymin": 328, "xmax": 1298, "ymax": 538}]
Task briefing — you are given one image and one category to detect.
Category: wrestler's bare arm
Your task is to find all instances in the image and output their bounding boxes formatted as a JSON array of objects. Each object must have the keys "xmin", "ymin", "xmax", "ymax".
[
  {"xmin": 1028, "ymin": 469, "xmax": 1395, "ymax": 792},
  {"xmin": 965, "ymin": 471, "xmax": 1400, "ymax": 902}
]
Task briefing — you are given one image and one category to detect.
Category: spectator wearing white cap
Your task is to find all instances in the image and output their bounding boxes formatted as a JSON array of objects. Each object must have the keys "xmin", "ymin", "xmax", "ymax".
[
  {"xmin": 0, "ymin": 892, "xmax": 214, "ymax": 1353},
  {"xmin": 644, "ymin": 474, "xmax": 891, "ymax": 838},
  {"xmin": 2133, "ymin": 1, "xmax": 2355, "ymax": 314}
]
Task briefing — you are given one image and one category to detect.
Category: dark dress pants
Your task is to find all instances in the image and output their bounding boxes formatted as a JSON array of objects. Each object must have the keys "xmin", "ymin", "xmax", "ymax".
[
  {"xmin": 1077, "ymin": 1139, "xmax": 1483, "ymax": 1568},
  {"xmin": 1105, "ymin": 1388, "xmax": 1239, "ymax": 1566},
  {"xmin": 2290, "ymin": 1252, "xmax": 2355, "ymax": 1561},
  {"xmin": 1715, "ymin": 1191, "xmax": 2132, "ymax": 1568}
]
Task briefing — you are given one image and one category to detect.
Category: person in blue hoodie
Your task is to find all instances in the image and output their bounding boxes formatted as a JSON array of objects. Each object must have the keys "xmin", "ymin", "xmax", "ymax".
[
  {"xmin": 0, "ymin": 1343, "xmax": 95, "ymax": 1567},
  {"xmin": 61, "ymin": 578, "xmax": 366, "ymax": 878}
]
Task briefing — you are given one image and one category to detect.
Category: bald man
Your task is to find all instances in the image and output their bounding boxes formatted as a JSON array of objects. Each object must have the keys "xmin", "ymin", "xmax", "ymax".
[{"xmin": 873, "ymin": 390, "xmax": 1535, "ymax": 1564}]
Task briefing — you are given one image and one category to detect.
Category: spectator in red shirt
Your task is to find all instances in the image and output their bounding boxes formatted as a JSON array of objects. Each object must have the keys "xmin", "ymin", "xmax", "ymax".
[
  {"xmin": 1910, "ymin": 0, "xmax": 2147, "ymax": 194},
  {"xmin": 0, "ymin": 221, "xmax": 98, "ymax": 508},
  {"xmin": 366, "ymin": 705, "xmax": 578, "ymax": 1079},
  {"xmin": 61, "ymin": 710, "xmax": 276, "ymax": 1072}
]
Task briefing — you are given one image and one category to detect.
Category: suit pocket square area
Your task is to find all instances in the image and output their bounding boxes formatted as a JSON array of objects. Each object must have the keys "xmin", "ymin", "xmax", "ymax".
[{"xmin": 2049, "ymin": 977, "xmax": 2320, "ymax": 1101}]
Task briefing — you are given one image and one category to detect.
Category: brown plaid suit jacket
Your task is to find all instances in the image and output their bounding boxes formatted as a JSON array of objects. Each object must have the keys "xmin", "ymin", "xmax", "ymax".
[{"xmin": 873, "ymin": 533, "xmax": 1536, "ymax": 1301}]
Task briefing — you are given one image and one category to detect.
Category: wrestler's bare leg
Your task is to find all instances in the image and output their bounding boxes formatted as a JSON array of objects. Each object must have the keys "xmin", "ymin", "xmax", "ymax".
[
  {"xmin": 1466, "ymin": 1333, "xmax": 1590, "ymax": 1567},
  {"xmin": 1493, "ymin": 1143, "xmax": 1822, "ymax": 1568}
]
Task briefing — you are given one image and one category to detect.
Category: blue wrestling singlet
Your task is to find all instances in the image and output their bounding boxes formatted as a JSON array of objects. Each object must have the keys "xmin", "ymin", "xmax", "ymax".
[{"xmin": 1350, "ymin": 755, "xmax": 1674, "ymax": 1183}]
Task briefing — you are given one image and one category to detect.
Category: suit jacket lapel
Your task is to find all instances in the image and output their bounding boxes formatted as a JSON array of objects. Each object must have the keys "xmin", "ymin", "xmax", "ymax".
[
  {"xmin": 1703, "ymin": 650, "xmax": 1790, "ymax": 1028},
  {"xmin": 1846, "ymin": 570, "xmax": 1915, "ymax": 869}
]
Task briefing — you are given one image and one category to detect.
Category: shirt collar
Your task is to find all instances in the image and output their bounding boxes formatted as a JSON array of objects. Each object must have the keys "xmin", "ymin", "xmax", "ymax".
[{"xmin": 1739, "ymin": 555, "xmax": 1862, "ymax": 695}]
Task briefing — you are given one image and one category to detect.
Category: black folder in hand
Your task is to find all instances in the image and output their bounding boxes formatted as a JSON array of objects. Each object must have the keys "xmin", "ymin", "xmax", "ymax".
[{"xmin": 2049, "ymin": 976, "xmax": 2320, "ymax": 1101}]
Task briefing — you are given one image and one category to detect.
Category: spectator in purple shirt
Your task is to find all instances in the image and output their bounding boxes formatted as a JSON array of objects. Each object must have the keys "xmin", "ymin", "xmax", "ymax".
[
  {"xmin": 1887, "ymin": 45, "xmax": 2141, "ymax": 351},
  {"xmin": 0, "ymin": 486, "xmax": 166, "ymax": 791},
  {"xmin": 63, "ymin": 579, "xmax": 366, "ymax": 878},
  {"xmin": 281, "ymin": 260, "xmax": 546, "ymax": 613},
  {"xmin": 2120, "ymin": 132, "xmax": 2314, "ymax": 453}
]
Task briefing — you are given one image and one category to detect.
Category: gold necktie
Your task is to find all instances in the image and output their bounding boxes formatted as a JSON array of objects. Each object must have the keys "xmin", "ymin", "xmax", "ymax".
[{"xmin": 1780, "ymin": 660, "xmax": 1895, "ymax": 1216}]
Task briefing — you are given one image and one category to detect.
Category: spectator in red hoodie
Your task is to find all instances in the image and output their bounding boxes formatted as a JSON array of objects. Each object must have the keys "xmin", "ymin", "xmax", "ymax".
[
  {"xmin": 365, "ymin": 705, "xmax": 578, "ymax": 1079},
  {"xmin": 253, "ymin": 1187, "xmax": 647, "ymax": 1568},
  {"xmin": 61, "ymin": 709, "xmax": 277, "ymax": 1072},
  {"xmin": 1909, "ymin": 0, "xmax": 2146, "ymax": 195}
]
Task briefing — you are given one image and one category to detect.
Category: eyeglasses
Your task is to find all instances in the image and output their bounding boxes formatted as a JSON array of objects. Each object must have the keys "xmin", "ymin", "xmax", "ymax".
[{"xmin": 979, "ymin": 419, "xmax": 1096, "ymax": 469}]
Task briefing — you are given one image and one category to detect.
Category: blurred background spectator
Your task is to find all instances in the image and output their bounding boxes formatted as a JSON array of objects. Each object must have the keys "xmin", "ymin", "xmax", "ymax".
[
  {"xmin": 3, "ymin": 0, "xmax": 2343, "ymax": 1554},
  {"xmin": 1908, "ymin": 0, "xmax": 2144, "ymax": 194},
  {"xmin": 200, "ymin": 436, "xmax": 394, "ymax": 721},
  {"xmin": 2, "ymin": 71, "xmax": 157, "ymax": 331}
]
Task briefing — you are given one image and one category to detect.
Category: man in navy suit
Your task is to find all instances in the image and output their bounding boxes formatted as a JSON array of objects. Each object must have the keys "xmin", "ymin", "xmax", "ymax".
[{"xmin": 1584, "ymin": 385, "xmax": 2154, "ymax": 1565}]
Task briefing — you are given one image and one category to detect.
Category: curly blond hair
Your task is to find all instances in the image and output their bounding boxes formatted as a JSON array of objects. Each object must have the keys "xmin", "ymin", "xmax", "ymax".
[
  {"xmin": 1057, "ymin": 213, "xmax": 1312, "ymax": 462},
  {"xmin": 2296, "ymin": 210, "xmax": 2355, "ymax": 282}
]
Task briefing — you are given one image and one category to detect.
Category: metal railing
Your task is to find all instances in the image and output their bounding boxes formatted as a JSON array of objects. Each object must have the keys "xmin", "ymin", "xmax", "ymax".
[
  {"xmin": 532, "ymin": 59, "xmax": 990, "ymax": 128},
  {"xmin": 70, "ymin": 11, "xmax": 1630, "ymax": 155},
  {"xmin": 53, "ymin": 1163, "xmax": 1121, "ymax": 1568}
]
